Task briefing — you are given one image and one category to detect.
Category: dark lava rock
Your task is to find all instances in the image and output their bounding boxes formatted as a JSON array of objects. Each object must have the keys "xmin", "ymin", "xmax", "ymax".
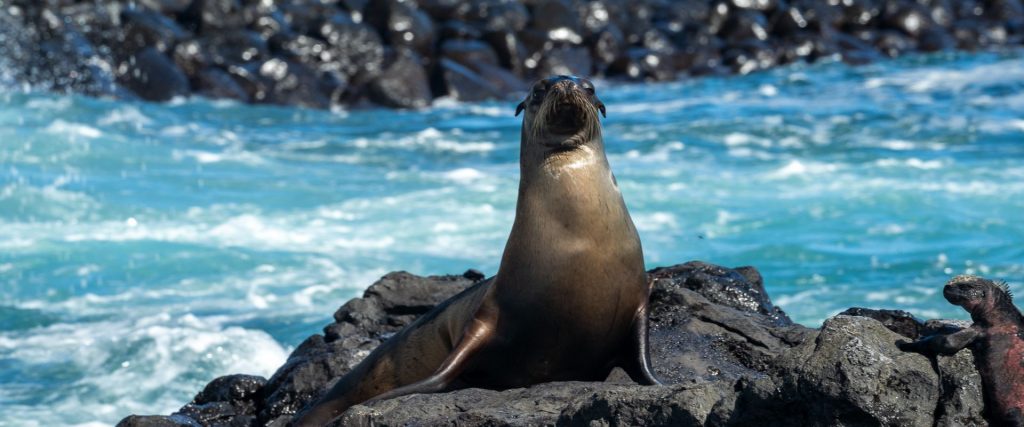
[
  {"xmin": 194, "ymin": 66, "xmax": 249, "ymax": 101},
  {"xmin": 874, "ymin": 30, "xmax": 917, "ymax": 57},
  {"xmin": 531, "ymin": 0, "xmax": 582, "ymax": 36},
  {"xmin": 118, "ymin": 261, "xmax": 987, "ymax": 426},
  {"xmin": 172, "ymin": 39, "xmax": 209, "ymax": 78},
  {"xmin": 180, "ymin": 0, "xmax": 247, "ymax": 34},
  {"xmin": 339, "ymin": 381, "xmax": 738, "ymax": 427},
  {"xmin": 257, "ymin": 58, "xmax": 331, "ymax": 109},
  {"xmin": 607, "ymin": 47, "xmax": 676, "ymax": 81},
  {"xmin": 201, "ymin": 30, "xmax": 270, "ymax": 66},
  {"xmin": 138, "ymin": 0, "xmax": 193, "ymax": 15},
  {"xmin": 121, "ymin": 8, "xmax": 188, "ymax": 53},
  {"xmin": 366, "ymin": 49, "xmax": 432, "ymax": 108},
  {"xmin": 839, "ymin": 307, "xmax": 926, "ymax": 338},
  {"xmin": 731, "ymin": 0, "xmax": 778, "ymax": 12},
  {"xmin": 118, "ymin": 47, "xmax": 190, "ymax": 101},
  {"xmin": 246, "ymin": 7, "xmax": 293, "ymax": 40},
  {"xmin": 432, "ymin": 58, "xmax": 505, "ymax": 101},
  {"xmin": 587, "ymin": 24, "xmax": 626, "ymax": 72},
  {"xmin": 432, "ymin": 42, "xmax": 524, "ymax": 97},
  {"xmin": 439, "ymin": 38, "xmax": 500, "ymax": 68},
  {"xmin": 484, "ymin": 30, "xmax": 531, "ymax": 76},
  {"xmin": 116, "ymin": 415, "xmax": 201, "ymax": 427},
  {"xmin": 5, "ymin": 0, "xmax": 1020, "ymax": 110},
  {"xmin": 772, "ymin": 315, "xmax": 941, "ymax": 426},
  {"xmin": 650, "ymin": 261, "xmax": 791, "ymax": 326},
  {"xmin": 318, "ymin": 13, "xmax": 385, "ymax": 84},
  {"xmin": 439, "ymin": 20, "xmax": 484, "ymax": 40},
  {"xmin": 193, "ymin": 374, "xmax": 266, "ymax": 407},
  {"xmin": 533, "ymin": 45, "xmax": 593, "ymax": 79},
  {"xmin": 366, "ymin": 0, "xmax": 436, "ymax": 58},
  {"xmin": 224, "ymin": 63, "xmax": 270, "ymax": 103},
  {"xmin": 458, "ymin": 0, "xmax": 530, "ymax": 34},
  {"xmin": 269, "ymin": 33, "xmax": 332, "ymax": 68}
]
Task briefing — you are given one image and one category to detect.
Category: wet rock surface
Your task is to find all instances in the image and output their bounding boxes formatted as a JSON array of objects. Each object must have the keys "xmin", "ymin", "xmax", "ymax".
[
  {"xmin": 2, "ymin": 0, "xmax": 1024, "ymax": 109},
  {"xmin": 118, "ymin": 260, "xmax": 988, "ymax": 426}
]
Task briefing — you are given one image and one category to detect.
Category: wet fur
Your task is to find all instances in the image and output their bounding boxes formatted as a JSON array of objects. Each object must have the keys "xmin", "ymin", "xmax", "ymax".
[{"xmin": 291, "ymin": 76, "xmax": 659, "ymax": 426}]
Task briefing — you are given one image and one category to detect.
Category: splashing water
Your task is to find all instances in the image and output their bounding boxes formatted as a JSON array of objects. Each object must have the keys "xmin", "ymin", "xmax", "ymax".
[{"xmin": 1, "ymin": 50, "xmax": 1023, "ymax": 425}]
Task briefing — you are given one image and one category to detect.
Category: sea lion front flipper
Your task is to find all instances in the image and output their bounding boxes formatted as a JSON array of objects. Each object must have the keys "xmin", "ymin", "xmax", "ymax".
[
  {"xmin": 897, "ymin": 327, "xmax": 982, "ymax": 356},
  {"xmin": 365, "ymin": 315, "xmax": 495, "ymax": 403},
  {"xmin": 620, "ymin": 303, "xmax": 663, "ymax": 386}
]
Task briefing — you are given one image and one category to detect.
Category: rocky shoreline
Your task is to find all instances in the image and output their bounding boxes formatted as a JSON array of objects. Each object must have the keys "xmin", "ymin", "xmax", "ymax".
[
  {"xmin": 117, "ymin": 261, "xmax": 988, "ymax": 427},
  {"xmin": 1, "ymin": 0, "xmax": 1023, "ymax": 109}
]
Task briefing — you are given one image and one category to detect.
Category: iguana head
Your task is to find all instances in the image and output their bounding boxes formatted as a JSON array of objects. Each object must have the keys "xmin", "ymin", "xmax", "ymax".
[{"xmin": 944, "ymin": 275, "xmax": 1021, "ymax": 325}]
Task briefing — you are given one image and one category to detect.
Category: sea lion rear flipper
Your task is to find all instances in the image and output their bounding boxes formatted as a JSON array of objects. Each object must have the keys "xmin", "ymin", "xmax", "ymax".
[
  {"xmin": 365, "ymin": 316, "xmax": 495, "ymax": 403},
  {"xmin": 620, "ymin": 303, "xmax": 663, "ymax": 386}
]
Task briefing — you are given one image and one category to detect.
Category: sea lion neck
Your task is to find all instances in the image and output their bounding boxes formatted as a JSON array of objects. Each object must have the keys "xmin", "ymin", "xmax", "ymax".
[{"xmin": 518, "ymin": 124, "xmax": 605, "ymax": 174}]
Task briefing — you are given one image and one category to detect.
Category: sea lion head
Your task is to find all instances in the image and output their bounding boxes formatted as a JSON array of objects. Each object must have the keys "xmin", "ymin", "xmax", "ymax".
[
  {"xmin": 944, "ymin": 274, "xmax": 1016, "ymax": 317},
  {"xmin": 515, "ymin": 75, "xmax": 605, "ymax": 152}
]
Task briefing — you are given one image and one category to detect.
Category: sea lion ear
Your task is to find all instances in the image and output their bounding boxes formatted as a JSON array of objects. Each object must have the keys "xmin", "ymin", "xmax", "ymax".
[
  {"xmin": 515, "ymin": 100, "xmax": 525, "ymax": 117},
  {"xmin": 597, "ymin": 101, "xmax": 606, "ymax": 118}
]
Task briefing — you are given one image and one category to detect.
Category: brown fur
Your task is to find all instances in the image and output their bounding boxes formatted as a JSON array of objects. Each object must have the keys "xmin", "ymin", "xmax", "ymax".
[{"xmin": 291, "ymin": 75, "xmax": 660, "ymax": 426}]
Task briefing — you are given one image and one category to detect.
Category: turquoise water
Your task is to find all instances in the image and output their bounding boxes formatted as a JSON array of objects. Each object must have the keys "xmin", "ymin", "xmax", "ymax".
[{"xmin": 2, "ymin": 50, "xmax": 1023, "ymax": 426}]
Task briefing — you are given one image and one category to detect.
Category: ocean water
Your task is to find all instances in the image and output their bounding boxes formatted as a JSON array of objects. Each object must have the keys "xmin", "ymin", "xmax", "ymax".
[{"xmin": 2, "ymin": 50, "xmax": 1023, "ymax": 426}]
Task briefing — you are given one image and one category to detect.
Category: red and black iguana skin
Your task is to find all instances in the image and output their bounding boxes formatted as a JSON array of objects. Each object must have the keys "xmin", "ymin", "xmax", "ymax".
[{"xmin": 898, "ymin": 275, "xmax": 1024, "ymax": 426}]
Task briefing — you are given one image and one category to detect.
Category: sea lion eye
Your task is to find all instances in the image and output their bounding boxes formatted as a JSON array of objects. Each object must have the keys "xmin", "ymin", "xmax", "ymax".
[{"xmin": 532, "ymin": 87, "xmax": 546, "ymax": 100}]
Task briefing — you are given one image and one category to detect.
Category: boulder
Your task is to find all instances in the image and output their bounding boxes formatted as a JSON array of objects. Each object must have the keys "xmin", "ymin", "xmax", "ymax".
[
  {"xmin": 365, "ymin": 0, "xmax": 436, "ymax": 57},
  {"xmin": 179, "ymin": 0, "xmax": 247, "ymax": 34},
  {"xmin": 257, "ymin": 58, "xmax": 332, "ymax": 109},
  {"xmin": 318, "ymin": 13, "xmax": 385, "ymax": 84},
  {"xmin": 772, "ymin": 315, "xmax": 941, "ymax": 426},
  {"xmin": 116, "ymin": 261, "xmax": 988, "ymax": 426},
  {"xmin": 366, "ymin": 49, "xmax": 433, "ymax": 108},
  {"xmin": 118, "ymin": 47, "xmax": 191, "ymax": 101},
  {"xmin": 194, "ymin": 67, "xmax": 250, "ymax": 102},
  {"xmin": 121, "ymin": 8, "xmax": 189, "ymax": 53}
]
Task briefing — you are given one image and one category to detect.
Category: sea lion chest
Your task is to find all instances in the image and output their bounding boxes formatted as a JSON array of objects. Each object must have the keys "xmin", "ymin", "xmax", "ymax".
[{"xmin": 477, "ymin": 153, "xmax": 646, "ymax": 380}]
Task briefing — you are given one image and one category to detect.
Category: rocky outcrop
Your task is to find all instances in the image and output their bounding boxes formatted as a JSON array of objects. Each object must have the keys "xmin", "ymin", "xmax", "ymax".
[
  {"xmin": 117, "ymin": 261, "xmax": 989, "ymax": 426},
  {"xmin": 3, "ymin": 0, "xmax": 1024, "ymax": 109}
]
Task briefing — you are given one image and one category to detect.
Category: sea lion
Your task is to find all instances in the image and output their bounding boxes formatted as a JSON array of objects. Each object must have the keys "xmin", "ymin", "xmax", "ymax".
[
  {"xmin": 291, "ymin": 75, "xmax": 661, "ymax": 426},
  {"xmin": 898, "ymin": 275, "xmax": 1024, "ymax": 426}
]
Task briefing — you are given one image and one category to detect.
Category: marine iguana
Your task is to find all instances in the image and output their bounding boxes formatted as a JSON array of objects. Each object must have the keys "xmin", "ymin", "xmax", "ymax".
[{"xmin": 898, "ymin": 275, "xmax": 1024, "ymax": 426}]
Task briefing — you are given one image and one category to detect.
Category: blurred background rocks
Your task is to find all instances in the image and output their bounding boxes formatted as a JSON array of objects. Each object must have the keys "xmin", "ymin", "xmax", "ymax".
[{"xmin": 1, "ymin": 0, "xmax": 1022, "ymax": 109}]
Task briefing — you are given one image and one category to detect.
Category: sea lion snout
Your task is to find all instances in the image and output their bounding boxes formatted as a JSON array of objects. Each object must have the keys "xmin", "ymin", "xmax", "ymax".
[
  {"xmin": 515, "ymin": 75, "xmax": 605, "ymax": 119},
  {"xmin": 549, "ymin": 78, "xmax": 582, "ymax": 96}
]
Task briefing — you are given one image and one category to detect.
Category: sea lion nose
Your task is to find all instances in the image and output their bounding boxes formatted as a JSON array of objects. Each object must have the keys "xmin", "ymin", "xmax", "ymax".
[{"xmin": 551, "ymin": 79, "xmax": 578, "ymax": 94}]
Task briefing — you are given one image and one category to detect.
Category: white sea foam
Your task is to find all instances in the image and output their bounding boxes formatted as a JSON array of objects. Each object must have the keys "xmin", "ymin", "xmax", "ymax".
[
  {"xmin": 874, "ymin": 157, "xmax": 946, "ymax": 169},
  {"xmin": 443, "ymin": 167, "xmax": 486, "ymax": 183},
  {"xmin": 723, "ymin": 132, "xmax": 772, "ymax": 148},
  {"xmin": 765, "ymin": 160, "xmax": 839, "ymax": 179},
  {"xmin": 171, "ymin": 149, "xmax": 267, "ymax": 165},
  {"xmin": 45, "ymin": 120, "xmax": 102, "ymax": 139},
  {"xmin": 634, "ymin": 212, "xmax": 678, "ymax": 232},
  {"xmin": 25, "ymin": 97, "xmax": 72, "ymax": 111},
  {"xmin": 876, "ymin": 139, "xmax": 916, "ymax": 150},
  {"xmin": 98, "ymin": 106, "xmax": 153, "ymax": 128},
  {"xmin": 866, "ymin": 58, "xmax": 1024, "ymax": 93},
  {"xmin": 0, "ymin": 313, "xmax": 287, "ymax": 426}
]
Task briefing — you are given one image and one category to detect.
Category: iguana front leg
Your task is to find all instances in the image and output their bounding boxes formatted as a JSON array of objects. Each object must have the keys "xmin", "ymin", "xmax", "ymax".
[{"xmin": 898, "ymin": 327, "xmax": 982, "ymax": 356}]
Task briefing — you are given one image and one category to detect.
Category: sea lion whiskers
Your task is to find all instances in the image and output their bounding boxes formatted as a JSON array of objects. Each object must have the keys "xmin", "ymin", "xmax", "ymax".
[{"xmin": 524, "ymin": 79, "xmax": 602, "ymax": 150}]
